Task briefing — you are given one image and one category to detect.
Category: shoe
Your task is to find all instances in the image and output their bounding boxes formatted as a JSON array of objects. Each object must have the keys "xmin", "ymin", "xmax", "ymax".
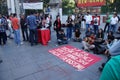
[
  {"xmin": 31, "ymin": 43, "xmax": 34, "ymax": 46},
  {"xmin": 17, "ymin": 45, "xmax": 20, "ymax": 47},
  {"xmin": 98, "ymin": 67, "xmax": 103, "ymax": 72},
  {"xmin": 20, "ymin": 42, "xmax": 23, "ymax": 45},
  {"xmin": 0, "ymin": 60, "xmax": 3, "ymax": 63},
  {"xmin": 84, "ymin": 49, "xmax": 90, "ymax": 52}
]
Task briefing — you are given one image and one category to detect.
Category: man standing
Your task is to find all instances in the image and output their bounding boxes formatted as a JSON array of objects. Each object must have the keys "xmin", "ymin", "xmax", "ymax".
[
  {"xmin": 104, "ymin": 13, "xmax": 111, "ymax": 32},
  {"xmin": 0, "ymin": 14, "xmax": 7, "ymax": 46},
  {"xmin": 93, "ymin": 14, "xmax": 99, "ymax": 34},
  {"xmin": 11, "ymin": 13, "xmax": 21, "ymax": 46},
  {"xmin": 27, "ymin": 12, "xmax": 38, "ymax": 46},
  {"xmin": 110, "ymin": 13, "xmax": 118, "ymax": 33},
  {"xmin": 20, "ymin": 14, "xmax": 29, "ymax": 41},
  {"xmin": 84, "ymin": 12, "xmax": 92, "ymax": 32}
]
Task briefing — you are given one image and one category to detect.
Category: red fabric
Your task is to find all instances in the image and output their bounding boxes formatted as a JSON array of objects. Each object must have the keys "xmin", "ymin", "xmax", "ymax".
[
  {"xmin": 91, "ymin": 16, "xmax": 100, "ymax": 25},
  {"xmin": 77, "ymin": 0, "xmax": 105, "ymax": 7},
  {"xmin": 57, "ymin": 19, "xmax": 61, "ymax": 28},
  {"xmin": 49, "ymin": 45, "xmax": 102, "ymax": 70},
  {"xmin": 38, "ymin": 29, "xmax": 50, "ymax": 45}
]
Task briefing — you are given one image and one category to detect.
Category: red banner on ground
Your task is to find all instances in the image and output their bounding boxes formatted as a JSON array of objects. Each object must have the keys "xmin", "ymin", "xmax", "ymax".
[
  {"xmin": 76, "ymin": 0, "xmax": 105, "ymax": 7},
  {"xmin": 49, "ymin": 45, "xmax": 101, "ymax": 70}
]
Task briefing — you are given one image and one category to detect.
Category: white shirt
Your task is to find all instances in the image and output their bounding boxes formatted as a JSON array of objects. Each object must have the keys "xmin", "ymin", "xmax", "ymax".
[
  {"xmin": 7, "ymin": 19, "xmax": 12, "ymax": 28},
  {"xmin": 85, "ymin": 15, "xmax": 92, "ymax": 24},
  {"xmin": 93, "ymin": 17, "xmax": 99, "ymax": 25},
  {"xmin": 0, "ymin": 18, "xmax": 1, "ymax": 24},
  {"xmin": 45, "ymin": 17, "xmax": 50, "ymax": 28},
  {"xmin": 110, "ymin": 16, "xmax": 118, "ymax": 25}
]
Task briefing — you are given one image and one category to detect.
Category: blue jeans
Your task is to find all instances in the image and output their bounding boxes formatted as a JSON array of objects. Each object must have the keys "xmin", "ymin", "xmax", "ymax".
[
  {"xmin": 110, "ymin": 24, "xmax": 117, "ymax": 33},
  {"xmin": 94, "ymin": 25, "xmax": 99, "ymax": 34},
  {"xmin": 86, "ymin": 24, "xmax": 90, "ymax": 32},
  {"xmin": 67, "ymin": 27, "xmax": 72, "ymax": 39},
  {"xmin": 14, "ymin": 29, "xmax": 21, "ymax": 45}
]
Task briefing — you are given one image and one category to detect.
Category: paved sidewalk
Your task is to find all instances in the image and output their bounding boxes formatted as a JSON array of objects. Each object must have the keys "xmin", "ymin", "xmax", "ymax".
[{"xmin": 0, "ymin": 29, "xmax": 107, "ymax": 80}]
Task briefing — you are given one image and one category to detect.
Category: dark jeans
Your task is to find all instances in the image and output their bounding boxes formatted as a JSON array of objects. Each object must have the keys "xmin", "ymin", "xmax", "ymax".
[
  {"xmin": 94, "ymin": 25, "xmax": 99, "ymax": 34},
  {"xmin": 0, "ymin": 32, "xmax": 6, "ymax": 45},
  {"xmin": 55, "ymin": 28, "xmax": 61, "ymax": 39},
  {"xmin": 29, "ymin": 29, "xmax": 38, "ymax": 45},
  {"xmin": 21, "ymin": 28, "xmax": 29, "ymax": 41},
  {"xmin": 104, "ymin": 23, "xmax": 110, "ymax": 32},
  {"xmin": 58, "ymin": 39, "xmax": 68, "ymax": 44},
  {"xmin": 67, "ymin": 27, "xmax": 72, "ymax": 39}
]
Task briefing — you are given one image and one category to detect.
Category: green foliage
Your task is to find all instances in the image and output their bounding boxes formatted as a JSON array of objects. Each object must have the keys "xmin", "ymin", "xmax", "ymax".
[
  {"xmin": 101, "ymin": 0, "xmax": 120, "ymax": 14},
  {"xmin": 43, "ymin": 0, "xmax": 50, "ymax": 7},
  {"xmin": 62, "ymin": 0, "xmax": 75, "ymax": 15}
]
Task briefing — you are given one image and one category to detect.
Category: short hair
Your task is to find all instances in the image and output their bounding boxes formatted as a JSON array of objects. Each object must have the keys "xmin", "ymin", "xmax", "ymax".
[
  {"xmin": 13, "ymin": 13, "xmax": 17, "ymax": 17},
  {"xmin": 30, "ymin": 11, "xmax": 34, "ymax": 15}
]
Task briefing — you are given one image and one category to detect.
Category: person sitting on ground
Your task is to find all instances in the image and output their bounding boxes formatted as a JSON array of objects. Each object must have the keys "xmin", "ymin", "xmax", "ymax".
[
  {"xmin": 73, "ymin": 28, "xmax": 82, "ymax": 42},
  {"xmin": 99, "ymin": 39, "xmax": 120, "ymax": 71},
  {"xmin": 117, "ymin": 26, "xmax": 120, "ymax": 33},
  {"xmin": 85, "ymin": 27, "xmax": 94, "ymax": 37},
  {"xmin": 57, "ymin": 29, "xmax": 68, "ymax": 45},
  {"xmin": 82, "ymin": 36, "xmax": 95, "ymax": 51},
  {"xmin": 107, "ymin": 31, "xmax": 115, "ymax": 44},
  {"xmin": 95, "ymin": 28, "xmax": 105, "ymax": 44}
]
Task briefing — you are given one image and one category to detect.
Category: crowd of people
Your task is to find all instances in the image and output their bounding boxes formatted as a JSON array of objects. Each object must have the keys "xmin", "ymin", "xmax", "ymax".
[
  {"xmin": 0, "ymin": 12, "xmax": 52, "ymax": 46},
  {"xmin": 0, "ymin": 11, "xmax": 120, "ymax": 78}
]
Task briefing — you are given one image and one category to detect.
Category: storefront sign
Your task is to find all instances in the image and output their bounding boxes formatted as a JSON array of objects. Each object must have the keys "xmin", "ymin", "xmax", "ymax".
[{"xmin": 76, "ymin": 0, "xmax": 105, "ymax": 7}]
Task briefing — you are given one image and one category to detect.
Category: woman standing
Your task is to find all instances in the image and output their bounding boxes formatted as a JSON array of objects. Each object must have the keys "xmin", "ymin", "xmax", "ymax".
[
  {"xmin": 66, "ymin": 15, "xmax": 73, "ymax": 40},
  {"xmin": 20, "ymin": 14, "xmax": 29, "ymax": 41},
  {"xmin": 54, "ymin": 15, "xmax": 61, "ymax": 39}
]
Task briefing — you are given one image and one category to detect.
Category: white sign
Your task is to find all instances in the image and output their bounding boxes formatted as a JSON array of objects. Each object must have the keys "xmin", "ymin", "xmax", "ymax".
[{"xmin": 23, "ymin": 2, "xmax": 43, "ymax": 10}]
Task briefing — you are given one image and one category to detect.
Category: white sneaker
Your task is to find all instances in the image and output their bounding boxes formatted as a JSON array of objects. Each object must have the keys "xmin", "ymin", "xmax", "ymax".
[{"xmin": 20, "ymin": 42, "xmax": 23, "ymax": 45}]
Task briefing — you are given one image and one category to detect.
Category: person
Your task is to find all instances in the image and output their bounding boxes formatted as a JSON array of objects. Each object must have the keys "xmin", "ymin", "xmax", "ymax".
[
  {"xmin": 35, "ymin": 12, "xmax": 41, "ymax": 29},
  {"xmin": 117, "ymin": 26, "xmax": 120, "ymax": 33},
  {"xmin": 27, "ymin": 12, "xmax": 38, "ymax": 46},
  {"xmin": 0, "ymin": 14, "xmax": 7, "ymax": 45},
  {"xmin": 107, "ymin": 31, "xmax": 115, "ymax": 44},
  {"xmin": 45, "ymin": 14, "xmax": 52, "ymax": 30},
  {"xmin": 82, "ymin": 36, "xmax": 95, "ymax": 51},
  {"xmin": 57, "ymin": 29, "xmax": 68, "ymax": 45},
  {"xmin": 20, "ymin": 14, "xmax": 29, "ymax": 41},
  {"xmin": 11, "ymin": 13, "xmax": 22, "ymax": 46},
  {"xmin": 7, "ymin": 15, "xmax": 13, "ymax": 39},
  {"xmin": 110, "ymin": 13, "xmax": 118, "ymax": 33},
  {"xmin": 93, "ymin": 14, "xmax": 99, "ymax": 34},
  {"xmin": 100, "ymin": 55, "xmax": 120, "ymax": 80},
  {"xmin": 73, "ymin": 28, "xmax": 81, "ymax": 42},
  {"xmin": 54, "ymin": 15, "xmax": 61, "ymax": 39},
  {"xmin": 85, "ymin": 27, "xmax": 93, "ymax": 37},
  {"xmin": 104, "ymin": 13, "xmax": 111, "ymax": 32},
  {"xmin": 74, "ymin": 15, "xmax": 79, "ymax": 32},
  {"xmin": 96, "ymin": 28, "xmax": 104, "ymax": 43},
  {"xmin": 81, "ymin": 15, "xmax": 86, "ymax": 30},
  {"xmin": 84, "ymin": 12, "xmax": 92, "ymax": 32},
  {"xmin": 98, "ymin": 39, "xmax": 120, "ymax": 71},
  {"xmin": 66, "ymin": 15, "xmax": 73, "ymax": 40}
]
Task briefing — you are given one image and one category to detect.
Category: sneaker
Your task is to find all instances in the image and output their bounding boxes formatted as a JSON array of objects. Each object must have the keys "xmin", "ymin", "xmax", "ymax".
[
  {"xmin": 0, "ymin": 60, "xmax": 3, "ymax": 63},
  {"xmin": 98, "ymin": 67, "xmax": 103, "ymax": 72},
  {"xmin": 20, "ymin": 42, "xmax": 23, "ymax": 45}
]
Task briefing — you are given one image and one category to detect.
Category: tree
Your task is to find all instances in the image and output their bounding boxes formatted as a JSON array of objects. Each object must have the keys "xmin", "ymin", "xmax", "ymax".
[
  {"xmin": 43, "ymin": 0, "xmax": 50, "ymax": 8},
  {"xmin": 62, "ymin": 0, "xmax": 75, "ymax": 15},
  {"xmin": 101, "ymin": 0, "xmax": 120, "ymax": 14}
]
